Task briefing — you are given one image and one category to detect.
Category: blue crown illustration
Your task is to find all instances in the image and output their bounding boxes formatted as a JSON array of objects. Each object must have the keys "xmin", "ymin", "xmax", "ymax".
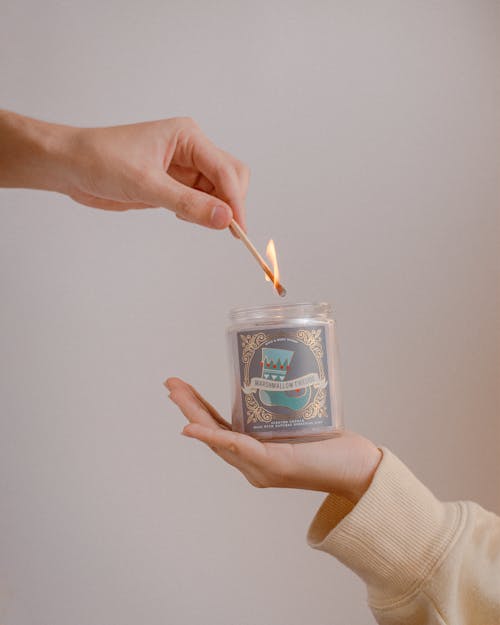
[{"xmin": 261, "ymin": 348, "xmax": 294, "ymax": 382}]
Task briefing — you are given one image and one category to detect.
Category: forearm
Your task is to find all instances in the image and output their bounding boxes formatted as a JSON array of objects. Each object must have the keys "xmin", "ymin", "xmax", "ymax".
[
  {"xmin": 0, "ymin": 111, "xmax": 246, "ymax": 225},
  {"xmin": 308, "ymin": 449, "xmax": 500, "ymax": 624},
  {"xmin": 0, "ymin": 110, "xmax": 75, "ymax": 192}
]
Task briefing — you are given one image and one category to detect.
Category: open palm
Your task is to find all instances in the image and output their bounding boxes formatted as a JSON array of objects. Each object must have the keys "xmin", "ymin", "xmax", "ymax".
[{"xmin": 165, "ymin": 378, "xmax": 381, "ymax": 504}]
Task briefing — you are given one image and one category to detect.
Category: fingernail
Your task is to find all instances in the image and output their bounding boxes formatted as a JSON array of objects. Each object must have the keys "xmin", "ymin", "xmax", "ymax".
[{"xmin": 210, "ymin": 205, "xmax": 231, "ymax": 228}]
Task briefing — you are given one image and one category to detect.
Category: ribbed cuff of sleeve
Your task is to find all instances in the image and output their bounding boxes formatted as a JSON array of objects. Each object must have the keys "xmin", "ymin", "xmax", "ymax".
[{"xmin": 307, "ymin": 448, "xmax": 463, "ymax": 607}]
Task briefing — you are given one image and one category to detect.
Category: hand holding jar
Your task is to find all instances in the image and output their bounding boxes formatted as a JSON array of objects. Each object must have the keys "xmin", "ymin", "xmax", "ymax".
[{"xmin": 165, "ymin": 377, "xmax": 381, "ymax": 504}]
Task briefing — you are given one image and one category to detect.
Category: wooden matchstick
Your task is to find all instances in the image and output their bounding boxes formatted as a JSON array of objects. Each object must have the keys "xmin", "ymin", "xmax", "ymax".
[{"xmin": 229, "ymin": 219, "xmax": 287, "ymax": 297}]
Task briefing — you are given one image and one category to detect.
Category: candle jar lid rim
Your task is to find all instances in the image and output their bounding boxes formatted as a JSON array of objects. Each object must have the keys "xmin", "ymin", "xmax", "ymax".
[{"xmin": 229, "ymin": 301, "xmax": 332, "ymax": 322}]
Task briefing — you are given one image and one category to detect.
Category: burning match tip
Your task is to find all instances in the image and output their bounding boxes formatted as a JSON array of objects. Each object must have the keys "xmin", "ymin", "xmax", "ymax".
[{"xmin": 277, "ymin": 286, "xmax": 287, "ymax": 297}]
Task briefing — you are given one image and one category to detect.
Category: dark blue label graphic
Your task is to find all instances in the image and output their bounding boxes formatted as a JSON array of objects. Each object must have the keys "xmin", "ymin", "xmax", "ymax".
[{"xmin": 237, "ymin": 326, "xmax": 332, "ymax": 434}]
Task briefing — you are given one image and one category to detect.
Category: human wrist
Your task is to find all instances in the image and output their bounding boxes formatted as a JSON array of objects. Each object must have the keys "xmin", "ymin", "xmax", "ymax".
[
  {"xmin": 308, "ymin": 448, "xmax": 461, "ymax": 607},
  {"xmin": 0, "ymin": 110, "xmax": 78, "ymax": 193},
  {"xmin": 342, "ymin": 445, "xmax": 383, "ymax": 504}
]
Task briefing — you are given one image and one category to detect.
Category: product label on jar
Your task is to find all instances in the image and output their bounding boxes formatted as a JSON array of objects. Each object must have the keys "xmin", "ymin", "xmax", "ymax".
[{"xmin": 237, "ymin": 326, "xmax": 332, "ymax": 434}]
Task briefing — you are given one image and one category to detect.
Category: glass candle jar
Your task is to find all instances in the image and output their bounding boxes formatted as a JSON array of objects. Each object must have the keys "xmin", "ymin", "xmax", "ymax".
[{"xmin": 227, "ymin": 302, "xmax": 343, "ymax": 442}]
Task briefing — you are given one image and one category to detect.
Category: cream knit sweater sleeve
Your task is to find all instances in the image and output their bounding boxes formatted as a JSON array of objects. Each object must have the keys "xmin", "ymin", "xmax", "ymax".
[{"xmin": 307, "ymin": 448, "xmax": 500, "ymax": 625}]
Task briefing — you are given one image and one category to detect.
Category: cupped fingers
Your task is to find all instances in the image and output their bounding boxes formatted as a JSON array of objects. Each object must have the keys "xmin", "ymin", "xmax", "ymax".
[
  {"xmin": 165, "ymin": 377, "xmax": 230, "ymax": 430},
  {"xmin": 222, "ymin": 152, "xmax": 250, "ymax": 221},
  {"xmin": 146, "ymin": 173, "xmax": 233, "ymax": 229},
  {"xmin": 185, "ymin": 383, "xmax": 232, "ymax": 430},
  {"xmin": 166, "ymin": 380, "xmax": 218, "ymax": 430},
  {"xmin": 190, "ymin": 136, "xmax": 249, "ymax": 231}
]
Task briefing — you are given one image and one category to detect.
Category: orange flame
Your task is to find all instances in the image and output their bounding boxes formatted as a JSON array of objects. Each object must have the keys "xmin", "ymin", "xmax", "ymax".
[{"xmin": 265, "ymin": 239, "xmax": 280, "ymax": 288}]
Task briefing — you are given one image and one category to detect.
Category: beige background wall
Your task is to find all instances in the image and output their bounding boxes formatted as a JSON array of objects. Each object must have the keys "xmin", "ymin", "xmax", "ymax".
[{"xmin": 1, "ymin": 2, "xmax": 499, "ymax": 624}]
